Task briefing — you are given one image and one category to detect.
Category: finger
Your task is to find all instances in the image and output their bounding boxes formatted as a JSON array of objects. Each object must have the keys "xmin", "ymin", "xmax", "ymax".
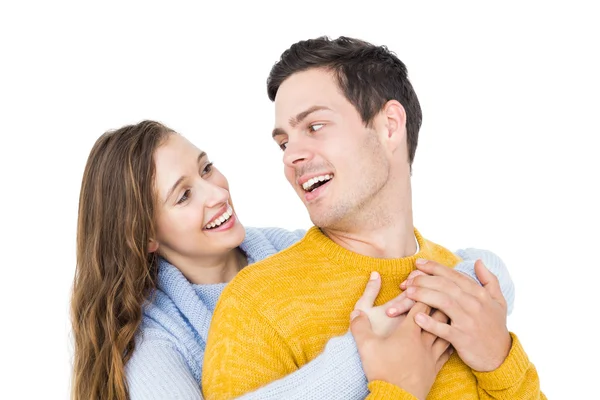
[
  {"xmin": 349, "ymin": 310, "xmax": 374, "ymax": 344},
  {"xmin": 354, "ymin": 271, "xmax": 381, "ymax": 311},
  {"xmin": 414, "ymin": 310, "xmax": 454, "ymax": 343},
  {"xmin": 435, "ymin": 346, "xmax": 454, "ymax": 373},
  {"xmin": 409, "ymin": 301, "xmax": 431, "ymax": 317},
  {"xmin": 409, "ymin": 271, "xmax": 499, "ymax": 317},
  {"xmin": 422, "ymin": 309, "xmax": 449, "ymax": 347},
  {"xmin": 408, "ymin": 275, "xmax": 462, "ymax": 301},
  {"xmin": 384, "ymin": 291, "xmax": 415, "ymax": 317},
  {"xmin": 386, "ymin": 297, "xmax": 415, "ymax": 317},
  {"xmin": 432, "ymin": 336, "xmax": 451, "ymax": 359},
  {"xmin": 406, "ymin": 301, "xmax": 431, "ymax": 332},
  {"xmin": 400, "ymin": 270, "xmax": 427, "ymax": 290},
  {"xmin": 405, "ymin": 285, "xmax": 463, "ymax": 321},
  {"xmin": 416, "ymin": 258, "xmax": 484, "ymax": 297},
  {"xmin": 475, "ymin": 260, "xmax": 504, "ymax": 303}
]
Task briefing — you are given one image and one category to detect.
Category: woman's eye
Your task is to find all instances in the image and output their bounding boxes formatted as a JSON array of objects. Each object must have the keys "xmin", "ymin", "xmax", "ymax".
[
  {"xmin": 202, "ymin": 162, "xmax": 214, "ymax": 175},
  {"xmin": 309, "ymin": 123, "xmax": 324, "ymax": 132},
  {"xmin": 279, "ymin": 142, "xmax": 288, "ymax": 151},
  {"xmin": 177, "ymin": 189, "xmax": 191, "ymax": 204}
]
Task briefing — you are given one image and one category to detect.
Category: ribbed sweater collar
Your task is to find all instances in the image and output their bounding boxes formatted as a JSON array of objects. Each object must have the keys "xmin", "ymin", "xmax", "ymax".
[{"xmin": 303, "ymin": 226, "xmax": 429, "ymax": 276}]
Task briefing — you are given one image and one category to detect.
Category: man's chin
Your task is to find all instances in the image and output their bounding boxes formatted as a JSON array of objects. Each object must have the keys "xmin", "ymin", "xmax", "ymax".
[{"xmin": 309, "ymin": 213, "xmax": 337, "ymax": 229}]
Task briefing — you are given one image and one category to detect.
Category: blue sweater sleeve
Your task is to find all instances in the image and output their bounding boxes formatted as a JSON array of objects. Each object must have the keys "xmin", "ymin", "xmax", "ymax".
[
  {"xmin": 127, "ymin": 334, "xmax": 368, "ymax": 400},
  {"xmin": 237, "ymin": 332, "xmax": 368, "ymax": 399},
  {"xmin": 126, "ymin": 335, "xmax": 204, "ymax": 400}
]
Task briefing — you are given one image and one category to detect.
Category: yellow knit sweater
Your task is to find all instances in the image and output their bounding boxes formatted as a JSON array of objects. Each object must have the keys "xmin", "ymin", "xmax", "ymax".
[{"xmin": 203, "ymin": 227, "xmax": 544, "ymax": 399}]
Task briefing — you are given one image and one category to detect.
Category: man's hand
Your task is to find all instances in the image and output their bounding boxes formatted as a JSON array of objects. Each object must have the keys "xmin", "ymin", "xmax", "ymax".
[
  {"xmin": 350, "ymin": 301, "xmax": 452, "ymax": 400},
  {"xmin": 405, "ymin": 258, "xmax": 511, "ymax": 372}
]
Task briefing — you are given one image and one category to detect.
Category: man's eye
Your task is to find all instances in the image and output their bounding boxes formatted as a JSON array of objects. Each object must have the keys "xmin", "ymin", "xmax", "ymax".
[
  {"xmin": 309, "ymin": 124, "xmax": 324, "ymax": 132},
  {"xmin": 279, "ymin": 142, "xmax": 288, "ymax": 151},
  {"xmin": 177, "ymin": 189, "xmax": 191, "ymax": 204},
  {"xmin": 202, "ymin": 162, "xmax": 214, "ymax": 175}
]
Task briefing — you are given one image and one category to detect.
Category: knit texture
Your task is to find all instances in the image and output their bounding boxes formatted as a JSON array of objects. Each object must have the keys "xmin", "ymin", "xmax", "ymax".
[
  {"xmin": 125, "ymin": 226, "xmax": 518, "ymax": 399},
  {"xmin": 126, "ymin": 227, "xmax": 314, "ymax": 399},
  {"xmin": 203, "ymin": 227, "xmax": 542, "ymax": 399}
]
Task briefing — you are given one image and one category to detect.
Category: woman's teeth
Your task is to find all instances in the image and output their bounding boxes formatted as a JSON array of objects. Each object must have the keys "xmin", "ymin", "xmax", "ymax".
[{"xmin": 205, "ymin": 206, "xmax": 233, "ymax": 229}]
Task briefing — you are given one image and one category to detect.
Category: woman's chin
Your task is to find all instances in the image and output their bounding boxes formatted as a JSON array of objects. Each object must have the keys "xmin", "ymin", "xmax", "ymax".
[{"xmin": 217, "ymin": 218, "xmax": 246, "ymax": 249}]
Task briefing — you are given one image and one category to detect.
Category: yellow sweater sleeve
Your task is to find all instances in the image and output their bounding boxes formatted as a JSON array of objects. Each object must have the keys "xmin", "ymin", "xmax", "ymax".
[
  {"xmin": 473, "ymin": 333, "xmax": 546, "ymax": 399},
  {"xmin": 367, "ymin": 381, "xmax": 418, "ymax": 399},
  {"xmin": 202, "ymin": 288, "xmax": 298, "ymax": 400}
]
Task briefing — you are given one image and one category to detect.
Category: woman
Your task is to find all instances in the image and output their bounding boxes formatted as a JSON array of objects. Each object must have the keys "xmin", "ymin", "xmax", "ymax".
[{"xmin": 71, "ymin": 120, "xmax": 514, "ymax": 400}]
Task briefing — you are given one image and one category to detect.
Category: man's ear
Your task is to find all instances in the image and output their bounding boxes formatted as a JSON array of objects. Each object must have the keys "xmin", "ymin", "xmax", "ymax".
[
  {"xmin": 148, "ymin": 239, "xmax": 159, "ymax": 253},
  {"xmin": 382, "ymin": 100, "xmax": 407, "ymax": 153}
]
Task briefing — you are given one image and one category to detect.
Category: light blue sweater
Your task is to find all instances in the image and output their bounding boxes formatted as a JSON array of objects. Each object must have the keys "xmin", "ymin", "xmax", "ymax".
[{"xmin": 125, "ymin": 227, "xmax": 515, "ymax": 399}]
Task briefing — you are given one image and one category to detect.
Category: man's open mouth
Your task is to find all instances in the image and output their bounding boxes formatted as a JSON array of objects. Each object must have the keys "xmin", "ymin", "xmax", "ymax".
[{"xmin": 302, "ymin": 174, "xmax": 333, "ymax": 192}]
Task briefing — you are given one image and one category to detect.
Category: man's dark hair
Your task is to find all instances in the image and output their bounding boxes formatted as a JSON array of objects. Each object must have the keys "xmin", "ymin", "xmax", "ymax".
[{"xmin": 267, "ymin": 36, "xmax": 422, "ymax": 166}]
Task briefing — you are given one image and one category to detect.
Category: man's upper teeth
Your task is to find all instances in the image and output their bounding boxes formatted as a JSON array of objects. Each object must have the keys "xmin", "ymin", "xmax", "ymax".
[
  {"xmin": 206, "ymin": 206, "xmax": 233, "ymax": 229},
  {"xmin": 302, "ymin": 174, "xmax": 332, "ymax": 191}
]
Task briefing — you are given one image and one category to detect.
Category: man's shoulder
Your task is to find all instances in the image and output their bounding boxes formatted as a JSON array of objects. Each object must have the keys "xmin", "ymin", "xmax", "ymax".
[
  {"xmin": 420, "ymin": 236, "xmax": 462, "ymax": 267},
  {"xmin": 238, "ymin": 236, "xmax": 311, "ymax": 281},
  {"xmin": 223, "ymin": 237, "xmax": 313, "ymax": 302}
]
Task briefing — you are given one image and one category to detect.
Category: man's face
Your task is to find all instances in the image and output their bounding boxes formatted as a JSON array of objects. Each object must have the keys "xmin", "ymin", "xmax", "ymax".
[{"xmin": 272, "ymin": 68, "xmax": 392, "ymax": 230}]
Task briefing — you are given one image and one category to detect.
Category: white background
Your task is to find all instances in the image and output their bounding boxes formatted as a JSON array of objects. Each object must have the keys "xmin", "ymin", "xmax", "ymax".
[{"xmin": 1, "ymin": 1, "xmax": 598, "ymax": 398}]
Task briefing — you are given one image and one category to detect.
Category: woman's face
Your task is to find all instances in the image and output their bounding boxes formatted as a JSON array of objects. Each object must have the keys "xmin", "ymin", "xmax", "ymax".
[{"xmin": 152, "ymin": 133, "xmax": 245, "ymax": 264}]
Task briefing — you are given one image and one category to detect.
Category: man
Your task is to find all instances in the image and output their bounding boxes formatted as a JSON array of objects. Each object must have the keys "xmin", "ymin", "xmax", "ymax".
[{"xmin": 203, "ymin": 36, "xmax": 544, "ymax": 399}]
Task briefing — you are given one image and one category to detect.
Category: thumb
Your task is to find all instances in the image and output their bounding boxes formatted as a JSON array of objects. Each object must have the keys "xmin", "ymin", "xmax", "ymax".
[
  {"xmin": 475, "ymin": 259, "xmax": 503, "ymax": 301},
  {"xmin": 349, "ymin": 310, "xmax": 373, "ymax": 344},
  {"xmin": 354, "ymin": 271, "xmax": 381, "ymax": 311}
]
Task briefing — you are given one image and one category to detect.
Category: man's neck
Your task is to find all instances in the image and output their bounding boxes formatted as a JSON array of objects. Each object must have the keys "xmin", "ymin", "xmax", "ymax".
[
  {"xmin": 322, "ymin": 212, "xmax": 416, "ymax": 259},
  {"xmin": 322, "ymin": 174, "xmax": 417, "ymax": 259}
]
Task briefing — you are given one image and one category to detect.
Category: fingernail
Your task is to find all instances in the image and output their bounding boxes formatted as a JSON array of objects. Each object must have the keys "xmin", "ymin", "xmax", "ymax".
[
  {"xmin": 407, "ymin": 286, "xmax": 416, "ymax": 294},
  {"xmin": 370, "ymin": 271, "xmax": 379, "ymax": 280},
  {"xmin": 416, "ymin": 258, "xmax": 427, "ymax": 265},
  {"xmin": 387, "ymin": 307, "xmax": 397, "ymax": 315},
  {"xmin": 415, "ymin": 313, "xmax": 427, "ymax": 324},
  {"xmin": 350, "ymin": 310, "xmax": 360, "ymax": 321},
  {"xmin": 399, "ymin": 280, "xmax": 406, "ymax": 289}
]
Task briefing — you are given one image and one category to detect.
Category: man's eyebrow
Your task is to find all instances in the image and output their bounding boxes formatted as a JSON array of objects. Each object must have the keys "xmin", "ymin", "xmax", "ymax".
[
  {"xmin": 289, "ymin": 105, "xmax": 331, "ymax": 128},
  {"xmin": 272, "ymin": 127, "xmax": 286, "ymax": 139},
  {"xmin": 164, "ymin": 151, "xmax": 207, "ymax": 204},
  {"xmin": 272, "ymin": 105, "xmax": 331, "ymax": 139}
]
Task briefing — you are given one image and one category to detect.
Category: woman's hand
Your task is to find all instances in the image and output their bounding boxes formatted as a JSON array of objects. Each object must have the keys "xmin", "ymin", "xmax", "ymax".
[{"xmin": 353, "ymin": 270, "xmax": 423, "ymax": 336}]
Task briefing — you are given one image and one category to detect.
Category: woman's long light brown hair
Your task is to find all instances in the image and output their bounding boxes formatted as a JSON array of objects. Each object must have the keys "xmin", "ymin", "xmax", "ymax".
[{"xmin": 71, "ymin": 120, "xmax": 174, "ymax": 400}]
